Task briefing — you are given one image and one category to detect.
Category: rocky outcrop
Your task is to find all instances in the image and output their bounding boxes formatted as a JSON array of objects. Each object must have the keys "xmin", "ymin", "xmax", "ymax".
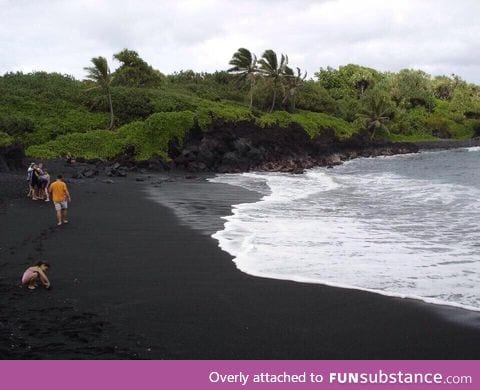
[
  {"xmin": 0, "ymin": 121, "xmax": 419, "ymax": 176},
  {"xmin": 169, "ymin": 121, "xmax": 419, "ymax": 174},
  {"xmin": 0, "ymin": 143, "xmax": 25, "ymax": 172}
]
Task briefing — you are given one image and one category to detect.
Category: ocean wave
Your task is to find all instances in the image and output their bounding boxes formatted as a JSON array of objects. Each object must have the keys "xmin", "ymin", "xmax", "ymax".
[
  {"xmin": 465, "ymin": 146, "xmax": 480, "ymax": 152},
  {"xmin": 211, "ymin": 149, "xmax": 480, "ymax": 311}
]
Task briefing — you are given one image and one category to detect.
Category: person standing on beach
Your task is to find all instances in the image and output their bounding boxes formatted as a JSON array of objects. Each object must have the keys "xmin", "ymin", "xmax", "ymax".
[
  {"xmin": 48, "ymin": 174, "xmax": 71, "ymax": 226},
  {"xmin": 39, "ymin": 168, "xmax": 51, "ymax": 201},
  {"xmin": 26, "ymin": 162, "xmax": 35, "ymax": 198},
  {"xmin": 30, "ymin": 163, "xmax": 41, "ymax": 200}
]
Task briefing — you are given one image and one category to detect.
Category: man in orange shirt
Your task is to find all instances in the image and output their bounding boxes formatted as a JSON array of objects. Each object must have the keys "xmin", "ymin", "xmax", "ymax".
[{"xmin": 48, "ymin": 174, "xmax": 71, "ymax": 226}]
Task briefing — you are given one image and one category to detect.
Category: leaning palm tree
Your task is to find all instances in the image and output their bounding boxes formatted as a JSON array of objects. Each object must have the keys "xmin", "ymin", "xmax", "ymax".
[
  {"xmin": 357, "ymin": 94, "xmax": 392, "ymax": 140},
  {"xmin": 258, "ymin": 50, "xmax": 289, "ymax": 112},
  {"xmin": 283, "ymin": 67, "xmax": 307, "ymax": 110},
  {"xmin": 84, "ymin": 56, "xmax": 114, "ymax": 129},
  {"xmin": 227, "ymin": 48, "xmax": 258, "ymax": 110}
]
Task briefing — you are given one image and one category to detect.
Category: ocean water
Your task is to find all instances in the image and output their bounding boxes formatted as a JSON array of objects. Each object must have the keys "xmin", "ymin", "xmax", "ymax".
[{"xmin": 209, "ymin": 147, "xmax": 480, "ymax": 311}]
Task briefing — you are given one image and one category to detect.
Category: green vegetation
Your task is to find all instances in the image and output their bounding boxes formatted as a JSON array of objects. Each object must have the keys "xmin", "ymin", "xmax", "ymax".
[
  {"xmin": 2, "ymin": 47, "xmax": 480, "ymax": 161},
  {"xmin": 0, "ymin": 72, "xmax": 108, "ymax": 145},
  {"xmin": 256, "ymin": 111, "xmax": 354, "ymax": 138},
  {"xmin": 27, "ymin": 111, "xmax": 195, "ymax": 160},
  {"xmin": 112, "ymin": 49, "xmax": 164, "ymax": 88},
  {"xmin": 0, "ymin": 131, "xmax": 14, "ymax": 147},
  {"xmin": 357, "ymin": 91, "xmax": 393, "ymax": 140},
  {"xmin": 227, "ymin": 48, "xmax": 258, "ymax": 110},
  {"xmin": 84, "ymin": 56, "xmax": 114, "ymax": 129},
  {"xmin": 194, "ymin": 100, "xmax": 253, "ymax": 130},
  {"xmin": 258, "ymin": 50, "xmax": 290, "ymax": 112}
]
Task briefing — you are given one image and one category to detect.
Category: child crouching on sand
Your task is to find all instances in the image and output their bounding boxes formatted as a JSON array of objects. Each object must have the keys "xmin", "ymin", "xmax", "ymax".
[{"xmin": 21, "ymin": 261, "xmax": 51, "ymax": 290}]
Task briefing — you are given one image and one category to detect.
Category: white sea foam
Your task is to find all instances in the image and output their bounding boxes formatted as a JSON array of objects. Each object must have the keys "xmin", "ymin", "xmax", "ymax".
[
  {"xmin": 465, "ymin": 146, "xmax": 480, "ymax": 152},
  {"xmin": 210, "ymin": 150, "xmax": 480, "ymax": 312}
]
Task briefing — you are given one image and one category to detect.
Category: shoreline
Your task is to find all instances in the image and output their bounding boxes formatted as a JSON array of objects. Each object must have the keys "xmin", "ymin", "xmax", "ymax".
[
  {"xmin": 2, "ymin": 162, "xmax": 480, "ymax": 359},
  {"xmin": 3, "ymin": 136, "xmax": 480, "ymax": 179},
  {"xmin": 145, "ymin": 173, "xmax": 480, "ymax": 357},
  {"xmin": 158, "ymin": 172, "xmax": 480, "ymax": 321},
  {"xmin": 205, "ymin": 147, "xmax": 480, "ymax": 317}
]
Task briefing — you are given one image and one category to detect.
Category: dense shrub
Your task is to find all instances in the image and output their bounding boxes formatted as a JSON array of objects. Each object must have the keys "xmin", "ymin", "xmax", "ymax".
[
  {"xmin": 6, "ymin": 61, "xmax": 480, "ymax": 162},
  {"xmin": 0, "ymin": 131, "xmax": 14, "ymax": 146},
  {"xmin": 448, "ymin": 119, "xmax": 476, "ymax": 139},
  {"xmin": 294, "ymin": 81, "xmax": 337, "ymax": 114},
  {"xmin": 388, "ymin": 69, "xmax": 435, "ymax": 110},
  {"xmin": 0, "ymin": 72, "xmax": 108, "ymax": 145},
  {"xmin": 0, "ymin": 116, "xmax": 35, "ymax": 137},
  {"xmin": 149, "ymin": 90, "xmax": 199, "ymax": 112},
  {"xmin": 27, "ymin": 111, "xmax": 195, "ymax": 160},
  {"xmin": 111, "ymin": 49, "xmax": 165, "ymax": 88},
  {"xmin": 251, "ymin": 78, "xmax": 284, "ymax": 111},
  {"xmin": 255, "ymin": 111, "xmax": 293, "ymax": 128},
  {"xmin": 336, "ymin": 97, "xmax": 363, "ymax": 122},
  {"xmin": 255, "ymin": 110, "xmax": 355, "ymax": 138},
  {"xmin": 166, "ymin": 70, "xmax": 246, "ymax": 103},
  {"xmin": 111, "ymin": 87, "xmax": 155, "ymax": 125},
  {"xmin": 26, "ymin": 130, "xmax": 124, "ymax": 159},
  {"xmin": 0, "ymin": 72, "xmax": 83, "ymax": 103},
  {"xmin": 194, "ymin": 101, "xmax": 253, "ymax": 129},
  {"xmin": 82, "ymin": 87, "xmax": 155, "ymax": 125},
  {"xmin": 388, "ymin": 101, "xmax": 475, "ymax": 141},
  {"xmin": 450, "ymin": 87, "xmax": 480, "ymax": 119},
  {"xmin": 315, "ymin": 64, "xmax": 383, "ymax": 100},
  {"xmin": 25, "ymin": 109, "xmax": 108, "ymax": 145},
  {"xmin": 389, "ymin": 107, "xmax": 428, "ymax": 136},
  {"xmin": 421, "ymin": 107, "xmax": 475, "ymax": 139},
  {"xmin": 129, "ymin": 111, "xmax": 195, "ymax": 159},
  {"xmin": 291, "ymin": 111, "xmax": 356, "ymax": 138},
  {"xmin": 473, "ymin": 121, "xmax": 480, "ymax": 137},
  {"xmin": 388, "ymin": 133, "xmax": 437, "ymax": 141},
  {"xmin": 422, "ymin": 113, "xmax": 454, "ymax": 138}
]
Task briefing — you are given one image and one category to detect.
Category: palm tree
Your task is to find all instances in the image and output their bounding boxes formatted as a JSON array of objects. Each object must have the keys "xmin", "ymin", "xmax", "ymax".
[
  {"xmin": 227, "ymin": 48, "xmax": 258, "ymax": 110},
  {"xmin": 258, "ymin": 50, "xmax": 289, "ymax": 112},
  {"xmin": 353, "ymin": 75, "xmax": 370, "ymax": 97},
  {"xmin": 283, "ymin": 67, "xmax": 307, "ymax": 110},
  {"xmin": 357, "ymin": 94, "xmax": 392, "ymax": 140},
  {"xmin": 84, "ymin": 56, "xmax": 114, "ymax": 129}
]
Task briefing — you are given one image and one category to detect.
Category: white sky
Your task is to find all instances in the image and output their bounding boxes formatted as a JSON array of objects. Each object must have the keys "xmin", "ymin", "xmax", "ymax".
[{"xmin": 1, "ymin": 0, "xmax": 480, "ymax": 82}]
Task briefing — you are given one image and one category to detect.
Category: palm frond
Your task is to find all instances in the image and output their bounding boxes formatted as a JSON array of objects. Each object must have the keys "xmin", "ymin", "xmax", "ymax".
[
  {"xmin": 84, "ymin": 56, "xmax": 111, "ymax": 88},
  {"xmin": 228, "ymin": 48, "xmax": 257, "ymax": 74},
  {"xmin": 259, "ymin": 49, "xmax": 278, "ymax": 74}
]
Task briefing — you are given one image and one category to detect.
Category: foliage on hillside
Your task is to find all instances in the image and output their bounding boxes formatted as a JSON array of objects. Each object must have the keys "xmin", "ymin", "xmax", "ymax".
[
  {"xmin": 27, "ymin": 111, "xmax": 195, "ymax": 160},
  {"xmin": 4, "ymin": 48, "xmax": 480, "ymax": 161},
  {"xmin": 0, "ymin": 131, "xmax": 14, "ymax": 147},
  {"xmin": 256, "ymin": 111, "xmax": 355, "ymax": 138},
  {"xmin": 0, "ymin": 72, "xmax": 108, "ymax": 145}
]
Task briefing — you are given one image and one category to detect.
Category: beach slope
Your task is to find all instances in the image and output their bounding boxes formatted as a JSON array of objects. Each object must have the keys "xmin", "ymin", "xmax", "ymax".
[{"xmin": 1, "ymin": 172, "xmax": 480, "ymax": 359}]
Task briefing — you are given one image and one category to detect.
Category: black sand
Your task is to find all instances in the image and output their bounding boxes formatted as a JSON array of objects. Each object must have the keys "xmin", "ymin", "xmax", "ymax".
[{"xmin": 1, "ymin": 171, "xmax": 480, "ymax": 359}]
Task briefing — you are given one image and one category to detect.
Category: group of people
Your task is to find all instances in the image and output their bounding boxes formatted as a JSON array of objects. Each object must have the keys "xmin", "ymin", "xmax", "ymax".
[
  {"xmin": 27, "ymin": 162, "xmax": 51, "ymax": 201},
  {"xmin": 22, "ymin": 163, "xmax": 72, "ymax": 290},
  {"xmin": 26, "ymin": 162, "xmax": 71, "ymax": 227}
]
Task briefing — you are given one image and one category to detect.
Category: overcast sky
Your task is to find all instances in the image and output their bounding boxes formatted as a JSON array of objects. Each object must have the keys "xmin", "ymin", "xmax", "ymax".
[{"xmin": 1, "ymin": 0, "xmax": 480, "ymax": 82}]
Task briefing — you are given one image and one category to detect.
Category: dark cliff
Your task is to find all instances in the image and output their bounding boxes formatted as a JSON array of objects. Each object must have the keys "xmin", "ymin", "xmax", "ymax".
[{"xmin": 169, "ymin": 121, "xmax": 418, "ymax": 173}]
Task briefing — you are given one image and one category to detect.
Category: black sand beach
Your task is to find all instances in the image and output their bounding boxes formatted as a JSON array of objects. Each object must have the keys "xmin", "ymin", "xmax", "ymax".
[{"xmin": 1, "ymin": 167, "xmax": 480, "ymax": 359}]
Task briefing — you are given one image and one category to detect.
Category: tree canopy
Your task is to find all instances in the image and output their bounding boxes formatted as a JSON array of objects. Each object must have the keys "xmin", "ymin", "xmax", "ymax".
[
  {"xmin": 112, "ymin": 49, "xmax": 164, "ymax": 88},
  {"xmin": 84, "ymin": 56, "xmax": 114, "ymax": 129},
  {"xmin": 2, "ymin": 46, "xmax": 480, "ymax": 161}
]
